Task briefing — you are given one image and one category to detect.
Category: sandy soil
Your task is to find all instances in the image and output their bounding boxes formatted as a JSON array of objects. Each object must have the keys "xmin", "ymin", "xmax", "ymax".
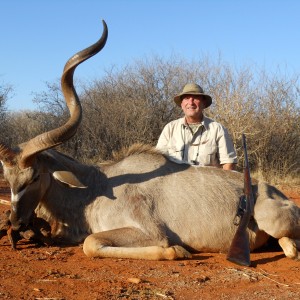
[{"xmin": 0, "ymin": 177, "xmax": 299, "ymax": 300}]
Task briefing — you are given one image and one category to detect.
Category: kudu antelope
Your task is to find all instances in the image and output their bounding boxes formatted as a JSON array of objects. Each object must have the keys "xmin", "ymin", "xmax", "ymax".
[{"xmin": 0, "ymin": 21, "xmax": 299, "ymax": 263}]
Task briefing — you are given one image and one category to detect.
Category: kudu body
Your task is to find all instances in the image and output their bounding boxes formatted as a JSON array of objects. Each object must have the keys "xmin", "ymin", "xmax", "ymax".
[{"xmin": 1, "ymin": 21, "xmax": 299, "ymax": 262}]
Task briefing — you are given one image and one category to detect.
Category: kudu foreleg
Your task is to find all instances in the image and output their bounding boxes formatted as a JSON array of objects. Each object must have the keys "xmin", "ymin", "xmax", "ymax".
[{"xmin": 82, "ymin": 227, "xmax": 192, "ymax": 260}]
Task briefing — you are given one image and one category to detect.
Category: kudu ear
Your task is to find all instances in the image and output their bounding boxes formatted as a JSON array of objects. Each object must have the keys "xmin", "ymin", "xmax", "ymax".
[
  {"xmin": 0, "ymin": 144, "xmax": 17, "ymax": 168},
  {"xmin": 52, "ymin": 171, "xmax": 87, "ymax": 188}
]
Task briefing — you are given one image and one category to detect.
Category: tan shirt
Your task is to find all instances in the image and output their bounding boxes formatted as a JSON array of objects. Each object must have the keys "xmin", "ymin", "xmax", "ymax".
[{"xmin": 156, "ymin": 116, "xmax": 237, "ymax": 166}]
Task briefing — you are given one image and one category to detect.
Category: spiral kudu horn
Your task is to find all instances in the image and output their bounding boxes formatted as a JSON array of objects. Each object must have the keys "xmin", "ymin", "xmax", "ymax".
[{"xmin": 0, "ymin": 20, "xmax": 108, "ymax": 169}]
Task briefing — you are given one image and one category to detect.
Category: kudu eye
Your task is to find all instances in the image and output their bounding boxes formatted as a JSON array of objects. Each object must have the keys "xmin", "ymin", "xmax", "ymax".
[
  {"xmin": 30, "ymin": 174, "xmax": 40, "ymax": 185},
  {"xmin": 17, "ymin": 175, "xmax": 40, "ymax": 193},
  {"xmin": 17, "ymin": 183, "xmax": 27, "ymax": 194}
]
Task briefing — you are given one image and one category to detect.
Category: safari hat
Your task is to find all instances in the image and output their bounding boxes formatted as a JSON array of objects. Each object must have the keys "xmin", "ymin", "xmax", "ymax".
[{"xmin": 174, "ymin": 83, "xmax": 212, "ymax": 108}]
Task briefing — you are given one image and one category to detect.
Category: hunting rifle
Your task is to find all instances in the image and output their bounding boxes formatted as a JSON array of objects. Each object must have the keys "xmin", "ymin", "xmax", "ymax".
[{"xmin": 227, "ymin": 134, "xmax": 254, "ymax": 266}]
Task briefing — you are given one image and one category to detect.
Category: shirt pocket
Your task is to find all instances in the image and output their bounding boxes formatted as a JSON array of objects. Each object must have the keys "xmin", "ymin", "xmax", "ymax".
[
  {"xmin": 199, "ymin": 143, "xmax": 218, "ymax": 166},
  {"xmin": 167, "ymin": 144, "xmax": 184, "ymax": 160},
  {"xmin": 168, "ymin": 145, "xmax": 184, "ymax": 159}
]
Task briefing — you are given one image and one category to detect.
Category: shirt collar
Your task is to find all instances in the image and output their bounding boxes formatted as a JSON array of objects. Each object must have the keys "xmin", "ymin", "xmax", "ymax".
[{"xmin": 181, "ymin": 116, "xmax": 209, "ymax": 130}]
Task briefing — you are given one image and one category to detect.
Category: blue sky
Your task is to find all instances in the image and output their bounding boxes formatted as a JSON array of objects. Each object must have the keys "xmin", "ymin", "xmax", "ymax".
[{"xmin": 1, "ymin": 0, "xmax": 300, "ymax": 111}]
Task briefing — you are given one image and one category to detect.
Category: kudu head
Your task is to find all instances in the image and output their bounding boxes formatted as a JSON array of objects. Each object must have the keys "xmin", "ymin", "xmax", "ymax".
[{"xmin": 0, "ymin": 20, "xmax": 108, "ymax": 229}]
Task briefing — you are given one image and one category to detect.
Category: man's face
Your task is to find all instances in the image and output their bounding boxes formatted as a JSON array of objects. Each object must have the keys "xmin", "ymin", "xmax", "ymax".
[{"xmin": 181, "ymin": 94, "xmax": 205, "ymax": 120}]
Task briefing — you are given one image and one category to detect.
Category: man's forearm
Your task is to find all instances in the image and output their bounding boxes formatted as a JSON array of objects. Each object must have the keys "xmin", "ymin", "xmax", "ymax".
[{"xmin": 222, "ymin": 163, "xmax": 236, "ymax": 171}]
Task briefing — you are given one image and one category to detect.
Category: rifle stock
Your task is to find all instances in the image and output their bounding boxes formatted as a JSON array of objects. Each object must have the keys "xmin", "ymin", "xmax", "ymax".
[{"xmin": 227, "ymin": 134, "xmax": 254, "ymax": 266}]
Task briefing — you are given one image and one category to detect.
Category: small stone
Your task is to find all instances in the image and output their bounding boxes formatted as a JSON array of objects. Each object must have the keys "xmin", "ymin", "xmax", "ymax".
[{"xmin": 127, "ymin": 277, "xmax": 141, "ymax": 284}]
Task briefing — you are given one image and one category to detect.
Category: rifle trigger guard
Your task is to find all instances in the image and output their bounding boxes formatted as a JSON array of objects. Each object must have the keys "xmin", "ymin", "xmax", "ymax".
[{"xmin": 233, "ymin": 195, "xmax": 247, "ymax": 226}]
